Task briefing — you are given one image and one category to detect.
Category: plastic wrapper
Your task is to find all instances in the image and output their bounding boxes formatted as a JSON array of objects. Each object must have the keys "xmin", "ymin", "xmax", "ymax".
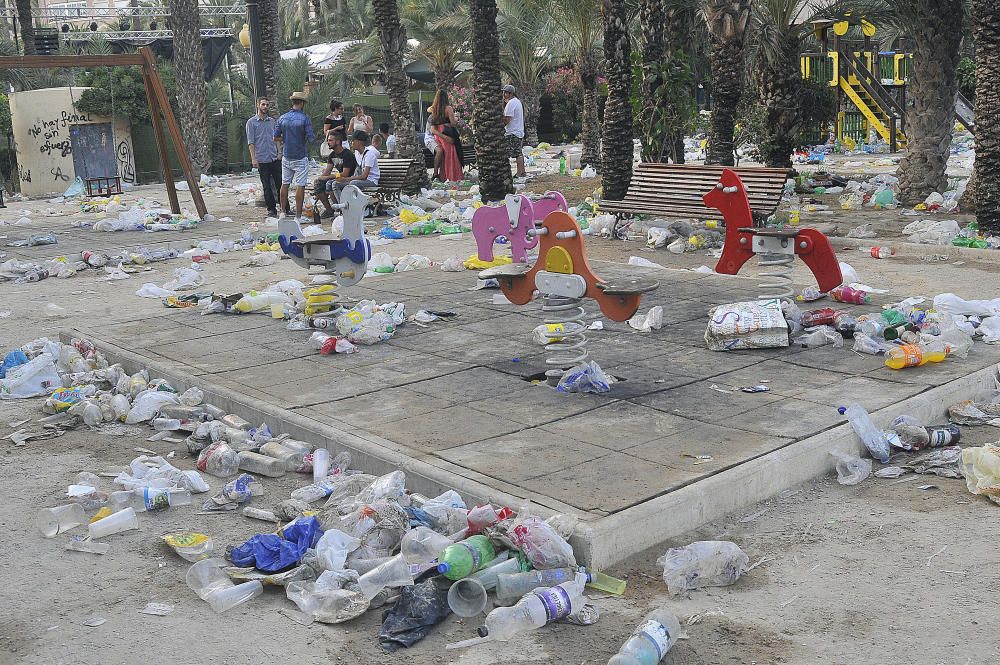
[
  {"xmin": 316, "ymin": 528, "xmax": 362, "ymax": 571},
  {"xmin": 627, "ymin": 306, "xmax": 663, "ymax": 332},
  {"xmin": 163, "ymin": 531, "xmax": 215, "ymax": 562},
  {"xmin": 830, "ymin": 450, "xmax": 872, "ymax": 485},
  {"xmin": 286, "ymin": 571, "xmax": 369, "ymax": 623},
  {"xmin": 504, "ymin": 514, "xmax": 577, "ymax": 570},
  {"xmin": 657, "ymin": 541, "xmax": 750, "ymax": 595},
  {"xmin": 556, "ymin": 361, "xmax": 613, "ymax": 394},
  {"xmin": 793, "ymin": 325, "xmax": 844, "ymax": 349},
  {"xmin": 229, "ymin": 516, "xmax": 323, "ymax": 572},
  {"xmin": 223, "ymin": 563, "xmax": 317, "ymax": 586},
  {"xmin": 196, "ymin": 441, "xmax": 241, "ymax": 477},
  {"xmin": 0, "ymin": 353, "xmax": 62, "ymax": 399},
  {"xmin": 202, "ymin": 473, "xmax": 262, "ymax": 511}
]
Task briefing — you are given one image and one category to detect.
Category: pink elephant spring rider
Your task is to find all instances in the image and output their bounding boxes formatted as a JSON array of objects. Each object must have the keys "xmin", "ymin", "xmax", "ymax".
[{"xmin": 472, "ymin": 191, "xmax": 568, "ymax": 263}]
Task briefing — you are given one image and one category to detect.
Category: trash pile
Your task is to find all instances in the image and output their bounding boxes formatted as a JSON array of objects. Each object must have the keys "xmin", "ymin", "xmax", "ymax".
[
  {"xmin": 14, "ymin": 334, "xmax": 721, "ymax": 658},
  {"xmin": 1, "ymin": 246, "xmax": 184, "ymax": 284},
  {"xmin": 902, "ymin": 219, "xmax": 998, "ymax": 249}
]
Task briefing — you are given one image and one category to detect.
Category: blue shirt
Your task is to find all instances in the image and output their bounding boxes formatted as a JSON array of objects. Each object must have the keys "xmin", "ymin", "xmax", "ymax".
[
  {"xmin": 274, "ymin": 109, "xmax": 315, "ymax": 160},
  {"xmin": 245, "ymin": 114, "xmax": 278, "ymax": 163}
]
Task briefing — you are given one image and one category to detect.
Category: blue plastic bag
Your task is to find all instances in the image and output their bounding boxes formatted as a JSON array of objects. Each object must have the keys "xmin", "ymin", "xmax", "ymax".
[
  {"xmin": 229, "ymin": 516, "xmax": 323, "ymax": 572},
  {"xmin": 0, "ymin": 349, "xmax": 29, "ymax": 379}
]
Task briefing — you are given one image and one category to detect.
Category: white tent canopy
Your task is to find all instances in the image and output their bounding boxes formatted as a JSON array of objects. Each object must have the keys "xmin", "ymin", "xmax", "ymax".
[{"xmin": 279, "ymin": 41, "xmax": 360, "ymax": 70}]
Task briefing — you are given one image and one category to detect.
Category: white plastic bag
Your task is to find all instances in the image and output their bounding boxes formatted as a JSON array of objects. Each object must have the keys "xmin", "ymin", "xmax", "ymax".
[
  {"xmin": 440, "ymin": 255, "xmax": 464, "ymax": 272},
  {"xmin": 124, "ymin": 390, "xmax": 180, "ymax": 424},
  {"xmin": 627, "ymin": 256, "xmax": 665, "ymax": 269},
  {"xmin": 627, "ymin": 306, "xmax": 663, "ymax": 332},
  {"xmin": 647, "ymin": 227, "xmax": 671, "ymax": 248},
  {"xmin": 556, "ymin": 361, "xmax": 613, "ymax": 394},
  {"xmin": 316, "ymin": 529, "xmax": 361, "ymax": 571},
  {"xmin": 0, "ymin": 354, "xmax": 62, "ymax": 399},
  {"xmin": 395, "ymin": 254, "xmax": 431, "ymax": 272},
  {"xmin": 657, "ymin": 541, "xmax": 750, "ymax": 595},
  {"xmin": 163, "ymin": 267, "xmax": 203, "ymax": 291},
  {"xmin": 580, "ymin": 165, "xmax": 597, "ymax": 178},
  {"xmin": 507, "ymin": 514, "xmax": 577, "ymax": 570},
  {"xmin": 136, "ymin": 283, "xmax": 176, "ymax": 298},
  {"xmin": 830, "ymin": 450, "xmax": 872, "ymax": 485}
]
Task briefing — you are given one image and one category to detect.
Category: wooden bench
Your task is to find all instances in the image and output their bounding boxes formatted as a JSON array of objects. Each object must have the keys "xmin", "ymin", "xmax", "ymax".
[
  {"xmin": 598, "ymin": 163, "xmax": 788, "ymax": 223},
  {"xmin": 423, "ymin": 144, "xmax": 477, "ymax": 170},
  {"xmin": 370, "ymin": 158, "xmax": 414, "ymax": 213}
]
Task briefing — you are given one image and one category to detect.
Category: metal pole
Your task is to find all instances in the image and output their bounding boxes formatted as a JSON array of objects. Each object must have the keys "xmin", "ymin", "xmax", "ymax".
[
  {"xmin": 246, "ymin": 0, "xmax": 265, "ymax": 100},
  {"xmin": 889, "ymin": 116, "xmax": 897, "ymax": 153}
]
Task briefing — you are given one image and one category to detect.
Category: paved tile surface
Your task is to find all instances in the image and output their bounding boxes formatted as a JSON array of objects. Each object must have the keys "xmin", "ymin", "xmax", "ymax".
[{"xmin": 89, "ymin": 263, "xmax": 1000, "ymax": 517}]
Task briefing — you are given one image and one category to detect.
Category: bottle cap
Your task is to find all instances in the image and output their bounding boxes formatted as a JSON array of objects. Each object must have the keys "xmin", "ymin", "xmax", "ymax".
[
  {"xmin": 837, "ymin": 406, "xmax": 847, "ymax": 415},
  {"xmin": 437, "ymin": 562, "xmax": 451, "ymax": 574},
  {"xmin": 477, "ymin": 626, "xmax": 489, "ymax": 638}
]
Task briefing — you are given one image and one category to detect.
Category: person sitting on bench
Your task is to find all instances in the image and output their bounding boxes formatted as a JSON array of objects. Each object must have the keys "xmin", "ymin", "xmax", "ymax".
[
  {"xmin": 334, "ymin": 130, "xmax": 380, "ymax": 200},
  {"xmin": 313, "ymin": 130, "xmax": 358, "ymax": 220}
]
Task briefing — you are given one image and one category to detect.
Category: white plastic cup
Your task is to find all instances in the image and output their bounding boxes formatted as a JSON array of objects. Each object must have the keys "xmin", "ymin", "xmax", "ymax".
[
  {"xmin": 312, "ymin": 448, "xmax": 330, "ymax": 483},
  {"xmin": 358, "ymin": 554, "xmax": 413, "ymax": 599},
  {"xmin": 448, "ymin": 578, "xmax": 488, "ymax": 617},
  {"xmin": 87, "ymin": 507, "xmax": 139, "ymax": 539},
  {"xmin": 205, "ymin": 580, "xmax": 263, "ymax": 613},
  {"xmin": 37, "ymin": 503, "xmax": 85, "ymax": 538}
]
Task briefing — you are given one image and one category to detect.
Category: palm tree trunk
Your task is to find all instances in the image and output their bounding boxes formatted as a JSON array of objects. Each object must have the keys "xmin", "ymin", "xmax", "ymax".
[
  {"xmin": 372, "ymin": 0, "xmax": 429, "ymax": 193},
  {"xmin": 578, "ymin": 49, "xmax": 600, "ymax": 169},
  {"xmin": 433, "ymin": 66, "xmax": 454, "ymax": 94},
  {"xmin": 706, "ymin": 40, "xmax": 742, "ymax": 166},
  {"xmin": 638, "ymin": 0, "xmax": 664, "ymax": 162},
  {"xmin": 758, "ymin": 36, "xmax": 800, "ymax": 170},
  {"xmin": 260, "ymin": 0, "xmax": 281, "ymax": 106},
  {"xmin": 14, "ymin": 0, "xmax": 33, "ymax": 55},
  {"xmin": 896, "ymin": 0, "xmax": 963, "ymax": 204},
  {"xmin": 168, "ymin": 0, "xmax": 210, "ymax": 177},
  {"xmin": 514, "ymin": 79, "xmax": 540, "ymax": 145},
  {"xmin": 470, "ymin": 0, "xmax": 513, "ymax": 201},
  {"xmin": 600, "ymin": 0, "xmax": 632, "ymax": 199},
  {"xmin": 299, "ymin": 0, "xmax": 310, "ymax": 39},
  {"xmin": 972, "ymin": 0, "xmax": 1000, "ymax": 233},
  {"xmin": 662, "ymin": 4, "xmax": 693, "ymax": 163}
]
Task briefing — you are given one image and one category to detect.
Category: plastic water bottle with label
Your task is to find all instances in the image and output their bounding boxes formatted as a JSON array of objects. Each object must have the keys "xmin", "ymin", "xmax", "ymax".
[
  {"xmin": 608, "ymin": 608, "xmax": 682, "ymax": 665},
  {"xmin": 112, "ymin": 487, "xmax": 192, "ymax": 512}
]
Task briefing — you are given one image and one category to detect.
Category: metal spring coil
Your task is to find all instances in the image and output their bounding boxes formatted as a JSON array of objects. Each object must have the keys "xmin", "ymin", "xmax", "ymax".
[
  {"xmin": 541, "ymin": 293, "xmax": 588, "ymax": 383},
  {"xmin": 757, "ymin": 251, "xmax": 795, "ymax": 303}
]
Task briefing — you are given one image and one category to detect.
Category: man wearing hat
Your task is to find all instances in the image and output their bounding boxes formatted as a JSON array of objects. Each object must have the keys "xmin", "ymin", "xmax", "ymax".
[
  {"xmin": 333, "ymin": 130, "xmax": 381, "ymax": 202},
  {"xmin": 502, "ymin": 84, "xmax": 526, "ymax": 179},
  {"xmin": 274, "ymin": 91, "xmax": 316, "ymax": 222}
]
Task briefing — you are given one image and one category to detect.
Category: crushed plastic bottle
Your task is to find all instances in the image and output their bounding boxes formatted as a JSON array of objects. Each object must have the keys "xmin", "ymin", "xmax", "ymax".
[
  {"xmin": 607, "ymin": 608, "xmax": 682, "ymax": 665},
  {"xmin": 839, "ymin": 403, "xmax": 893, "ymax": 463}
]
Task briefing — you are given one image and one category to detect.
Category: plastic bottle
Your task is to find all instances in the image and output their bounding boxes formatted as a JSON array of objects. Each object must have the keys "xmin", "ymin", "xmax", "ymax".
[
  {"xmin": 607, "ymin": 608, "xmax": 682, "ymax": 665},
  {"xmin": 237, "ymin": 451, "xmax": 287, "ymax": 477},
  {"xmin": 839, "ymin": 403, "xmax": 892, "ymax": 463},
  {"xmin": 259, "ymin": 441, "xmax": 307, "ymax": 472},
  {"xmin": 233, "ymin": 292, "xmax": 289, "ymax": 314},
  {"xmin": 437, "ymin": 535, "xmax": 497, "ymax": 580},
  {"xmin": 159, "ymin": 404, "xmax": 205, "ymax": 421},
  {"xmin": 559, "ymin": 155, "xmax": 566, "ymax": 175},
  {"xmin": 858, "ymin": 318, "xmax": 914, "ymax": 341},
  {"xmin": 290, "ymin": 478, "xmax": 342, "ymax": 503},
  {"xmin": 447, "ymin": 571, "xmax": 588, "ymax": 648},
  {"xmin": 112, "ymin": 487, "xmax": 192, "ymax": 512},
  {"xmin": 833, "ymin": 312, "xmax": 857, "ymax": 338},
  {"xmin": 196, "ymin": 441, "xmax": 241, "ymax": 477},
  {"xmin": 495, "ymin": 567, "xmax": 578, "ymax": 602},
  {"xmin": 401, "ymin": 526, "xmax": 454, "ymax": 564},
  {"xmin": 880, "ymin": 309, "xmax": 907, "ymax": 326},
  {"xmin": 927, "ymin": 424, "xmax": 961, "ymax": 447},
  {"xmin": 884, "ymin": 340, "xmax": 950, "ymax": 370},
  {"xmin": 865, "ymin": 246, "xmax": 895, "ymax": 259},
  {"xmin": 800, "ymin": 308, "xmax": 837, "ymax": 328},
  {"xmin": 829, "ymin": 285, "xmax": 871, "ymax": 304},
  {"xmin": 152, "ymin": 418, "xmax": 182, "ymax": 431}
]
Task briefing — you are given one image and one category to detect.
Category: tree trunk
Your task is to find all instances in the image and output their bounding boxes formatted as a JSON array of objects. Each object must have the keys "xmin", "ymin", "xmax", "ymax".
[
  {"xmin": 433, "ymin": 65, "xmax": 454, "ymax": 95},
  {"xmin": 260, "ymin": 0, "xmax": 281, "ymax": 107},
  {"xmin": 972, "ymin": 0, "xmax": 1000, "ymax": 233},
  {"xmin": 470, "ymin": 0, "xmax": 513, "ymax": 201},
  {"xmin": 514, "ymin": 80, "xmax": 540, "ymax": 145},
  {"xmin": 14, "ymin": 0, "xmax": 33, "ymax": 55},
  {"xmin": 706, "ymin": 40, "xmax": 742, "ymax": 166},
  {"xmin": 600, "ymin": 0, "xmax": 632, "ymax": 199},
  {"xmin": 372, "ymin": 0, "xmax": 428, "ymax": 193},
  {"xmin": 578, "ymin": 49, "xmax": 600, "ymax": 169},
  {"xmin": 637, "ymin": 0, "xmax": 664, "ymax": 162},
  {"xmin": 299, "ymin": 0, "xmax": 310, "ymax": 39},
  {"xmin": 168, "ymin": 0, "xmax": 210, "ymax": 176},
  {"xmin": 662, "ymin": 4, "xmax": 693, "ymax": 163},
  {"xmin": 896, "ymin": 0, "xmax": 963, "ymax": 204},
  {"xmin": 757, "ymin": 35, "xmax": 800, "ymax": 169}
]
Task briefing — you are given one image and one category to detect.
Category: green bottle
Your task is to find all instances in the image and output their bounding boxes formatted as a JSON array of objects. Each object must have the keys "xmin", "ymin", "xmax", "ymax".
[
  {"xmin": 880, "ymin": 309, "xmax": 906, "ymax": 326},
  {"xmin": 559, "ymin": 155, "xmax": 566, "ymax": 175},
  {"xmin": 436, "ymin": 535, "xmax": 496, "ymax": 580}
]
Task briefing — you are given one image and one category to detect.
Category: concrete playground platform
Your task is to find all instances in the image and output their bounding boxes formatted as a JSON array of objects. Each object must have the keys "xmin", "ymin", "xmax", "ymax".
[{"xmin": 72, "ymin": 263, "xmax": 1000, "ymax": 568}]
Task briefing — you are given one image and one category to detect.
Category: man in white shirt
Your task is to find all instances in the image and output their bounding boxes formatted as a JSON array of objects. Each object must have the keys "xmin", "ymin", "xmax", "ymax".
[
  {"xmin": 502, "ymin": 84, "xmax": 526, "ymax": 178},
  {"xmin": 334, "ymin": 130, "xmax": 380, "ymax": 202},
  {"xmin": 379, "ymin": 123, "xmax": 397, "ymax": 158}
]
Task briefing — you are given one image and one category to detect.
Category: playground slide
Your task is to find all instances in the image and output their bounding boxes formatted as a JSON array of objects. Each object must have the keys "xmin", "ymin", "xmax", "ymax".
[{"xmin": 955, "ymin": 92, "xmax": 975, "ymax": 132}]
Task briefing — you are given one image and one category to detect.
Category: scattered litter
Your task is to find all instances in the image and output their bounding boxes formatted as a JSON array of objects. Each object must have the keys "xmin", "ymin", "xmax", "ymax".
[
  {"xmin": 139, "ymin": 603, "xmax": 174, "ymax": 616},
  {"xmin": 81, "ymin": 616, "xmax": 106, "ymax": 627}
]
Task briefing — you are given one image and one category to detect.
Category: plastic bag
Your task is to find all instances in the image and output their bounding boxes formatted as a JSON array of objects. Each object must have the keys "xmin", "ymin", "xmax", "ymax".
[
  {"xmin": 0, "ymin": 354, "xmax": 62, "ymax": 399},
  {"xmin": 63, "ymin": 177, "xmax": 85, "ymax": 197},
  {"xmin": 793, "ymin": 325, "xmax": 844, "ymax": 349},
  {"xmin": 370, "ymin": 252, "xmax": 394, "ymax": 273},
  {"xmin": 163, "ymin": 267, "xmax": 203, "ymax": 291},
  {"xmin": 378, "ymin": 579, "xmax": 452, "ymax": 652},
  {"xmin": 202, "ymin": 473, "xmax": 262, "ymax": 511},
  {"xmin": 647, "ymin": 227, "xmax": 672, "ymax": 249},
  {"xmin": 316, "ymin": 528, "xmax": 362, "ymax": 571},
  {"xmin": 830, "ymin": 450, "xmax": 872, "ymax": 485},
  {"xmin": 440, "ymin": 255, "xmax": 464, "ymax": 272},
  {"xmin": 580, "ymin": 165, "xmax": 597, "ymax": 178},
  {"xmin": 229, "ymin": 516, "xmax": 323, "ymax": 572},
  {"xmin": 136, "ymin": 283, "xmax": 176, "ymax": 298},
  {"xmin": 395, "ymin": 254, "xmax": 431, "ymax": 272},
  {"xmin": 124, "ymin": 390, "xmax": 179, "ymax": 423},
  {"xmin": 657, "ymin": 541, "xmax": 750, "ymax": 595},
  {"xmin": 286, "ymin": 572, "xmax": 369, "ymax": 624},
  {"xmin": 507, "ymin": 514, "xmax": 577, "ymax": 570},
  {"xmin": 960, "ymin": 446, "xmax": 1000, "ymax": 504},
  {"xmin": 627, "ymin": 306, "xmax": 663, "ymax": 332},
  {"xmin": 556, "ymin": 361, "xmax": 613, "ymax": 394}
]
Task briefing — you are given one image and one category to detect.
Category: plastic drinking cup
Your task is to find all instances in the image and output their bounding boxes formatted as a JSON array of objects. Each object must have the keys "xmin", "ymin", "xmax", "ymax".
[
  {"xmin": 448, "ymin": 578, "xmax": 488, "ymax": 617},
  {"xmin": 87, "ymin": 507, "xmax": 139, "ymax": 539},
  {"xmin": 205, "ymin": 580, "xmax": 263, "ymax": 613},
  {"xmin": 37, "ymin": 503, "xmax": 86, "ymax": 538},
  {"xmin": 312, "ymin": 448, "xmax": 330, "ymax": 483}
]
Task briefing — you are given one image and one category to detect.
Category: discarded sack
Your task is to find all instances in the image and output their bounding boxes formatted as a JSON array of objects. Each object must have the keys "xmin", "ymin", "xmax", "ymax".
[
  {"xmin": 705, "ymin": 299, "xmax": 788, "ymax": 351},
  {"xmin": 657, "ymin": 541, "xmax": 750, "ymax": 595},
  {"xmin": 961, "ymin": 445, "xmax": 1000, "ymax": 504}
]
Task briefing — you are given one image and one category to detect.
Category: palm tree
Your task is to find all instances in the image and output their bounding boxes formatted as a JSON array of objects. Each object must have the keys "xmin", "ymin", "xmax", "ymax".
[
  {"xmin": 880, "ymin": 0, "xmax": 963, "ymax": 204},
  {"xmin": 545, "ymin": 0, "xmax": 602, "ymax": 168},
  {"xmin": 497, "ymin": 0, "xmax": 552, "ymax": 145},
  {"xmin": 972, "ymin": 0, "xmax": 999, "ymax": 233},
  {"xmin": 600, "ymin": 0, "xmax": 632, "ymax": 198},
  {"xmin": 260, "ymin": 0, "xmax": 282, "ymax": 105},
  {"xmin": 403, "ymin": 0, "xmax": 468, "ymax": 92},
  {"xmin": 702, "ymin": 0, "xmax": 751, "ymax": 166},
  {"xmin": 14, "ymin": 0, "xmax": 33, "ymax": 55},
  {"xmin": 637, "ymin": 0, "xmax": 665, "ymax": 162},
  {"xmin": 372, "ymin": 0, "xmax": 429, "ymax": 193},
  {"xmin": 167, "ymin": 0, "xmax": 211, "ymax": 176},
  {"xmin": 470, "ymin": 0, "xmax": 513, "ymax": 200}
]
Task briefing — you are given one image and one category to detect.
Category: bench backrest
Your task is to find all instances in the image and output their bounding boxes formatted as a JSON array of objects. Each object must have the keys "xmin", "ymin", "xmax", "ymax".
[
  {"xmin": 618, "ymin": 163, "xmax": 788, "ymax": 217},
  {"xmin": 376, "ymin": 158, "xmax": 414, "ymax": 190}
]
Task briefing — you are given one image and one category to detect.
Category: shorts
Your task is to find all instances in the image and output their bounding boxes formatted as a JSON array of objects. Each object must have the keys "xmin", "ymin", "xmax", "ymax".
[
  {"xmin": 335, "ymin": 179, "xmax": 378, "ymax": 195},
  {"xmin": 504, "ymin": 134, "xmax": 523, "ymax": 159},
  {"xmin": 313, "ymin": 179, "xmax": 336, "ymax": 196},
  {"xmin": 281, "ymin": 156, "xmax": 310, "ymax": 188}
]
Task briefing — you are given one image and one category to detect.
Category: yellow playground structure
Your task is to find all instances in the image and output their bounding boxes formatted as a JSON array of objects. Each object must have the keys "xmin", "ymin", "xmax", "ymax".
[{"xmin": 800, "ymin": 16, "xmax": 974, "ymax": 152}]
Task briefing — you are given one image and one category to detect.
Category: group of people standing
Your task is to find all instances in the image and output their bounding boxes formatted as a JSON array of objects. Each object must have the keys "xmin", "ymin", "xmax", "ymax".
[{"xmin": 245, "ymin": 83, "xmax": 526, "ymax": 222}]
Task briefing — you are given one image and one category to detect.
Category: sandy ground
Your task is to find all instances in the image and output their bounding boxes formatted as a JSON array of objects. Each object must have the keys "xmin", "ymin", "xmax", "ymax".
[{"xmin": 2, "ymin": 155, "xmax": 999, "ymax": 664}]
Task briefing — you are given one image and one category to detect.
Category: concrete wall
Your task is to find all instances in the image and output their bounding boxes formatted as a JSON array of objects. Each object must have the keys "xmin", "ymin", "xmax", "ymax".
[{"xmin": 10, "ymin": 87, "xmax": 135, "ymax": 197}]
